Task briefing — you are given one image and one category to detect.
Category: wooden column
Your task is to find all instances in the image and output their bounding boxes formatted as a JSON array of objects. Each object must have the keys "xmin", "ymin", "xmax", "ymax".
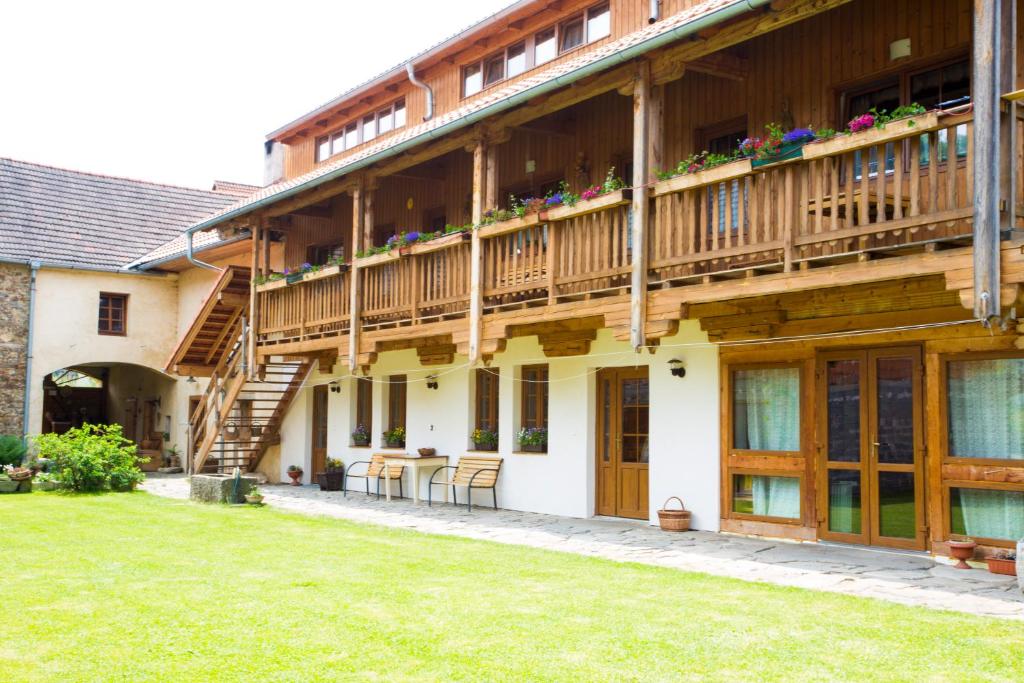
[
  {"xmin": 348, "ymin": 181, "xmax": 365, "ymax": 371},
  {"xmin": 998, "ymin": 0, "xmax": 1017, "ymax": 237},
  {"xmin": 485, "ymin": 144, "xmax": 498, "ymax": 212},
  {"xmin": 972, "ymin": 0, "xmax": 1002, "ymax": 321},
  {"xmin": 247, "ymin": 215, "xmax": 264, "ymax": 380},
  {"xmin": 469, "ymin": 137, "xmax": 487, "ymax": 364},
  {"xmin": 630, "ymin": 62, "xmax": 654, "ymax": 350}
]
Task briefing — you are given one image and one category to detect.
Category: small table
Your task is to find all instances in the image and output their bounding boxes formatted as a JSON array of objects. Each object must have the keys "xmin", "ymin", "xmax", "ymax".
[{"xmin": 382, "ymin": 455, "xmax": 449, "ymax": 503}]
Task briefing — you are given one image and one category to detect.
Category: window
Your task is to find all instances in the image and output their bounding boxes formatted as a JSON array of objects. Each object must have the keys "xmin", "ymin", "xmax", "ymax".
[
  {"xmin": 946, "ymin": 358, "xmax": 1024, "ymax": 460},
  {"xmin": 950, "ymin": 487, "xmax": 1024, "ymax": 542},
  {"xmin": 313, "ymin": 99, "xmax": 406, "ymax": 162},
  {"xmin": 98, "ymin": 293, "xmax": 127, "ymax": 336},
  {"xmin": 731, "ymin": 367, "xmax": 800, "ymax": 451},
  {"xmin": 507, "ymin": 42, "xmax": 527, "ymax": 78},
  {"xmin": 463, "ymin": 63, "xmax": 483, "ymax": 97},
  {"xmin": 586, "ymin": 3, "xmax": 611, "ymax": 41},
  {"xmin": 558, "ymin": 16, "xmax": 584, "ymax": 52},
  {"xmin": 387, "ymin": 375, "xmax": 406, "ymax": 432},
  {"xmin": 521, "ymin": 364, "xmax": 549, "ymax": 431},
  {"xmin": 733, "ymin": 475, "xmax": 801, "ymax": 519},
  {"xmin": 534, "ymin": 27, "xmax": 556, "ymax": 65},
  {"xmin": 354, "ymin": 377, "xmax": 372, "ymax": 444},
  {"xmin": 306, "ymin": 243, "xmax": 343, "ymax": 266},
  {"xmin": 484, "ymin": 53, "xmax": 505, "ymax": 87},
  {"xmin": 475, "ymin": 369, "xmax": 499, "ymax": 433}
]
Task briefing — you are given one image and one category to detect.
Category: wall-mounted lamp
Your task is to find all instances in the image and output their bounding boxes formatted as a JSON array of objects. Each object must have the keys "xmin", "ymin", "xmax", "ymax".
[
  {"xmin": 186, "ymin": 375, "xmax": 196, "ymax": 384},
  {"xmin": 668, "ymin": 359, "xmax": 686, "ymax": 378},
  {"xmin": 329, "ymin": 381, "xmax": 341, "ymax": 394},
  {"xmin": 426, "ymin": 375, "xmax": 439, "ymax": 390}
]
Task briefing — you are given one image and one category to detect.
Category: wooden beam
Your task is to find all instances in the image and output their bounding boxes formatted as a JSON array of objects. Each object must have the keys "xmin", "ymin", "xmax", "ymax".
[
  {"xmin": 217, "ymin": 293, "xmax": 249, "ymax": 308},
  {"xmin": 973, "ymin": 0, "xmax": 1001, "ymax": 320},
  {"xmin": 630, "ymin": 61, "xmax": 652, "ymax": 350},
  {"xmin": 247, "ymin": 217, "xmax": 262, "ymax": 380},
  {"xmin": 686, "ymin": 52, "xmax": 749, "ymax": 81},
  {"xmin": 998, "ymin": 0, "xmax": 1017, "ymax": 253},
  {"xmin": 469, "ymin": 137, "xmax": 487, "ymax": 364},
  {"xmin": 348, "ymin": 181, "xmax": 364, "ymax": 371}
]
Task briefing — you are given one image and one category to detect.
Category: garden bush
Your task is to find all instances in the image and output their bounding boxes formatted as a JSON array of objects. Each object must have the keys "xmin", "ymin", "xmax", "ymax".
[
  {"xmin": 33, "ymin": 424, "xmax": 146, "ymax": 492},
  {"xmin": 0, "ymin": 435, "xmax": 27, "ymax": 468}
]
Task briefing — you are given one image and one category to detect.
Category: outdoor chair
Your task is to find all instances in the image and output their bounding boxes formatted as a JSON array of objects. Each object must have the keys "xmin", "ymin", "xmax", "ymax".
[
  {"xmin": 344, "ymin": 453, "xmax": 404, "ymax": 500},
  {"xmin": 428, "ymin": 455, "xmax": 502, "ymax": 512}
]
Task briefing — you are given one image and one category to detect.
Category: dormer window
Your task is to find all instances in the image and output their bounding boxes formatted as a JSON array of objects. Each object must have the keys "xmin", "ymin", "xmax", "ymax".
[{"xmin": 314, "ymin": 98, "xmax": 406, "ymax": 162}]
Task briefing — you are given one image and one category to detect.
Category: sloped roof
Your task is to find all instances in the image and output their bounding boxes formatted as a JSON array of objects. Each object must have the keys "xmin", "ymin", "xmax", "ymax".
[
  {"xmin": 187, "ymin": 0, "xmax": 740, "ymax": 236},
  {"xmin": 0, "ymin": 158, "xmax": 242, "ymax": 269}
]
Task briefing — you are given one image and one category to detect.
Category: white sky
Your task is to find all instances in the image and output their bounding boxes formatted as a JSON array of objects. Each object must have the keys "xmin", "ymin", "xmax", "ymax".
[{"xmin": 0, "ymin": 0, "xmax": 513, "ymax": 190}]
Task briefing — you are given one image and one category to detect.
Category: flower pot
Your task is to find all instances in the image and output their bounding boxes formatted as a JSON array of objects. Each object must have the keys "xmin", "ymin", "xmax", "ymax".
[
  {"xmin": 948, "ymin": 539, "xmax": 977, "ymax": 569},
  {"xmin": 473, "ymin": 442, "xmax": 497, "ymax": 452},
  {"xmin": 519, "ymin": 443, "xmax": 546, "ymax": 453},
  {"xmin": 385, "ymin": 439, "xmax": 405, "ymax": 449},
  {"xmin": 244, "ymin": 494, "xmax": 264, "ymax": 505},
  {"xmin": 986, "ymin": 557, "xmax": 1017, "ymax": 576},
  {"xmin": 287, "ymin": 470, "xmax": 303, "ymax": 486},
  {"xmin": 316, "ymin": 470, "xmax": 345, "ymax": 491},
  {"xmin": 751, "ymin": 141, "xmax": 806, "ymax": 167},
  {"xmin": 352, "ymin": 437, "xmax": 370, "ymax": 447}
]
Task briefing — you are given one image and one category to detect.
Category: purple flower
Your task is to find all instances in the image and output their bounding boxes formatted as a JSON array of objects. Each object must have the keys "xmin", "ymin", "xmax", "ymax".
[
  {"xmin": 545, "ymin": 193, "xmax": 563, "ymax": 206},
  {"xmin": 300, "ymin": 262, "xmax": 313, "ymax": 272},
  {"xmin": 405, "ymin": 231, "xmax": 420, "ymax": 242},
  {"xmin": 282, "ymin": 267, "xmax": 291, "ymax": 275},
  {"xmin": 386, "ymin": 235, "xmax": 399, "ymax": 246},
  {"xmin": 782, "ymin": 127, "xmax": 815, "ymax": 144}
]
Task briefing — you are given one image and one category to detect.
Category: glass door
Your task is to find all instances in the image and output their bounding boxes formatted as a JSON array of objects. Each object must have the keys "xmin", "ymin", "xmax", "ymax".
[
  {"xmin": 596, "ymin": 367, "xmax": 650, "ymax": 519},
  {"xmin": 818, "ymin": 348, "xmax": 925, "ymax": 549}
]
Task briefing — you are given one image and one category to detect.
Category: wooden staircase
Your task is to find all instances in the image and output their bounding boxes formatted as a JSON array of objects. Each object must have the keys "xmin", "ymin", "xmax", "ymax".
[{"xmin": 189, "ymin": 320, "xmax": 312, "ymax": 474}]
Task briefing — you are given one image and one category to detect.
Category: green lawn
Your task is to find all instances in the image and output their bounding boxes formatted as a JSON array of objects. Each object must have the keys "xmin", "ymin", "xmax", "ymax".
[{"xmin": 3, "ymin": 493, "xmax": 1022, "ymax": 682}]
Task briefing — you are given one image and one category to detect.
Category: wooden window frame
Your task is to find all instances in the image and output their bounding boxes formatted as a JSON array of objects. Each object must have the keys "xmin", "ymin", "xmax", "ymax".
[
  {"xmin": 354, "ymin": 377, "xmax": 373, "ymax": 447},
  {"xmin": 474, "ymin": 368, "xmax": 500, "ymax": 433},
  {"xmin": 519, "ymin": 364, "xmax": 549, "ymax": 445},
  {"xmin": 936, "ymin": 350, "xmax": 1024, "ymax": 547},
  {"xmin": 386, "ymin": 375, "xmax": 407, "ymax": 433},
  {"xmin": 98, "ymin": 292, "xmax": 128, "ymax": 336},
  {"xmin": 314, "ymin": 98, "xmax": 406, "ymax": 163},
  {"xmin": 721, "ymin": 361, "xmax": 808, "ymax": 527}
]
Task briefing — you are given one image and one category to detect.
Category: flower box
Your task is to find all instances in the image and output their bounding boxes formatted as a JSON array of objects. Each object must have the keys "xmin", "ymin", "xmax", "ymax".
[
  {"xmin": 404, "ymin": 230, "xmax": 470, "ymax": 256},
  {"xmin": 751, "ymin": 140, "xmax": 807, "ymax": 168},
  {"xmin": 986, "ymin": 557, "xmax": 1018, "ymax": 576},
  {"xmin": 543, "ymin": 189, "xmax": 632, "ymax": 222},
  {"xmin": 652, "ymin": 158, "xmax": 753, "ymax": 196},
  {"xmin": 255, "ymin": 277, "xmax": 288, "ymax": 293},
  {"xmin": 476, "ymin": 213, "xmax": 546, "ymax": 239},
  {"xmin": 285, "ymin": 272, "xmax": 305, "ymax": 284},
  {"xmin": 301, "ymin": 264, "xmax": 345, "ymax": 283},
  {"xmin": 316, "ymin": 470, "xmax": 345, "ymax": 492},
  {"xmin": 802, "ymin": 111, "xmax": 939, "ymax": 159},
  {"xmin": 355, "ymin": 250, "xmax": 400, "ymax": 267}
]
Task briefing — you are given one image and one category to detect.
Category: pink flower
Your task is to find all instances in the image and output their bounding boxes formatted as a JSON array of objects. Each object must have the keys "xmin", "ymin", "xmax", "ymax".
[{"xmin": 848, "ymin": 113, "xmax": 875, "ymax": 133}]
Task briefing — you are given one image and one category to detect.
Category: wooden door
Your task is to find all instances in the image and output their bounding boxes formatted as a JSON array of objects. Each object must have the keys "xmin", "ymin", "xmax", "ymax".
[
  {"xmin": 596, "ymin": 367, "xmax": 650, "ymax": 519},
  {"xmin": 311, "ymin": 385, "xmax": 328, "ymax": 475},
  {"xmin": 818, "ymin": 347, "xmax": 926, "ymax": 549}
]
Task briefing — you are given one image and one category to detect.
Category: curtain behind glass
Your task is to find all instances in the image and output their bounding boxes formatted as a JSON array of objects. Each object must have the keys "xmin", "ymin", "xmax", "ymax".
[
  {"xmin": 948, "ymin": 359, "xmax": 1024, "ymax": 459},
  {"xmin": 957, "ymin": 488, "xmax": 1024, "ymax": 540},
  {"xmin": 753, "ymin": 476, "xmax": 801, "ymax": 518},
  {"xmin": 734, "ymin": 368, "xmax": 800, "ymax": 451}
]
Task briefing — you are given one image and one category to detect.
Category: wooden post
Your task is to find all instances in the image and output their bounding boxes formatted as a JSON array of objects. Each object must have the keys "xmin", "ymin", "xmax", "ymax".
[
  {"xmin": 348, "ymin": 181, "xmax": 365, "ymax": 371},
  {"xmin": 630, "ymin": 62, "xmax": 653, "ymax": 350},
  {"xmin": 247, "ymin": 215, "xmax": 263, "ymax": 380},
  {"xmin": 973, "ymin": 0, "xmax": 1001, "ymax": 321},
  {"xmin": 998, "ymin": 0, "xmax": 1017, "ymax": 237},
  {"xmin": 469, "ymin": 137, "xmax": 487, "ymax": 364},
  {"xmin": 485, "ymin": 144, "xmax": 498, "ymax": 213}
]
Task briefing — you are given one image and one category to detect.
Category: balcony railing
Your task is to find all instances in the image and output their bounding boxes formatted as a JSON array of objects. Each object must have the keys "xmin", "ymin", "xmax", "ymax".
[
  {"xmin": 256, "ymin": 266, "xmax": 350, "ymax": 346},
  {"xmin": 649, "ymin": 112, "xmax": 975, "ymax": 284}
]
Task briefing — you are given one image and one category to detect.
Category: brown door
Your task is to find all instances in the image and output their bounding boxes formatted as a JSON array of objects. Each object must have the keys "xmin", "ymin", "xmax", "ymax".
[
  {"xmin": 311, "ymin": 384, "xmax": 328, "ymax": 476},
  {"xmin": 596, "ymin": 367, "xmax": 650, "ymax": 519},
  {"xmin": 818, "ymin": 347, "xmax": 926, "ymax": 549}
]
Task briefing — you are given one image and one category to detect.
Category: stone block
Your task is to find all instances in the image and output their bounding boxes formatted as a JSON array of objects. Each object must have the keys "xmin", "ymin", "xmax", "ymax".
[{"xmin": 189, "ymin": 474, "xmax": 258, "ymax": 504}]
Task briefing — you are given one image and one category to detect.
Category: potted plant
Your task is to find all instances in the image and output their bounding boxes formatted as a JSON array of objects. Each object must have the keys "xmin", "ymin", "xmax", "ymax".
[
  {"xmin": 316, "ymin": 458, "xmax": 345, "ymax": 491},
  {"xmin": 351, "ymin": 424, "xmax": 371, "ymax": 447},
  {"xmin": 516, "ymin": 427, "xmax": 547, "ymax": 453},
  {"xmin": 383, "ymin": 426, "xmax": 406, "ymax": 449},
  {"xmin": 472, "ymin": 428, "xmax": 498, "ymax": 452},
  {"xmin": 948, "ymin": 538, "xmax": 977, "ymax": 569},
  {"xmin": 245, "ymin": 486, "xmax": 265, "ymax": 505},
  {"xmin": 287, "ymin": 465, "xmax": 303, "ymax": 486},
  {"xmin": 986, "ymin": 550, "xmax": 1017, "ymax": 576}
]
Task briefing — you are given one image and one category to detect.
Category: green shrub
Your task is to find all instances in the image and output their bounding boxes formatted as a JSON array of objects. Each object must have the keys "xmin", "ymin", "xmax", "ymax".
[
  {"xmin": 33, "ymin": 424, "xmax": 146, "ymax": 493},
  {"xmin": 0, "ymin": 435, "xmax": 27, "ymax": 468}
]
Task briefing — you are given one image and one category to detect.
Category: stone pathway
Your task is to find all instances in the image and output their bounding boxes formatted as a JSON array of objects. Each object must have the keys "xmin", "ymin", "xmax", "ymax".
[{"xmin": 142, "ymin": 474, "xmax": 1023, "ymax": 620}]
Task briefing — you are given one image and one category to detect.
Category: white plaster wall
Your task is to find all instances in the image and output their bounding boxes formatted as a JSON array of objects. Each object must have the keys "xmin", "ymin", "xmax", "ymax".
[{"xmin": 276, "ymin": 321, "xmax": 721, "ymax": 529}]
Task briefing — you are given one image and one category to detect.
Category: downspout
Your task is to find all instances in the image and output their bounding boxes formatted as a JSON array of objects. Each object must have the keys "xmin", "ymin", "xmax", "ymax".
[
  {"xmin": 186, "ymin": 230, "xmax": 220, "ymax": 271},
  {"xmin": 406, "ymin": 62, "xmax": 434, "ymax": 122},
  {"xmin": 649, "ymin": 0, "xmax": 661, "ymax": 23},
  {"xmin": 21, "ymin": 261, "xmax": 39, "ymax": 443}
]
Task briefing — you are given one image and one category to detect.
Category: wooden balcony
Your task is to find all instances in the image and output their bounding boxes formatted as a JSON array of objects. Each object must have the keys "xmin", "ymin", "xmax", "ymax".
[{"xmin": 256, "ymin": 266, "xmax": 350, "ymax": 352}]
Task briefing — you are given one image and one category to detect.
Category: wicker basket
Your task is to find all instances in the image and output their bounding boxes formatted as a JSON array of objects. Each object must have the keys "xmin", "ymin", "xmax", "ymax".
[
  {"xmin": 657, "ymin": 497, "xmax": 692, "ymax": 532},
  {"xmin": 417, "ymin": 447, "xmax": 436, "ymax": 457}
]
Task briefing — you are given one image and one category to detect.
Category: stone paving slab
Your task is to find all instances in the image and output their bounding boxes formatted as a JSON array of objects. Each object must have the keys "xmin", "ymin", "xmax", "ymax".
[{"xmin": 142, "ymin": 475, "xmax": 1024, "ymax": 620}]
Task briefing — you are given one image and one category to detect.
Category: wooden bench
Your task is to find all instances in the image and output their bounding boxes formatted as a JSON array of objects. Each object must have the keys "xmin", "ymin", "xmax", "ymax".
[
  {"xmin": 344, "ymin": 453, "xmax": 405, "ymax": 499},
  {"xmin": 428, "ymin": 456, "xmax": 502, "ymax": 511}
]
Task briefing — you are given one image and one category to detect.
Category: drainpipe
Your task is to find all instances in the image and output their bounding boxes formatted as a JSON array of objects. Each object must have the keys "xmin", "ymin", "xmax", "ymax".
[
  {"xmin": 649, "ymin": 0, "xmax": 661, "ymax": 23},
  {"xmin": 21, "ymin": 261, "xmax": 39, "ymax": 443},
  {"xmin": 406, "ymin": 62, "xmax": 434, "ymax": 122},
  {"xmin": 186, "ymin": 230, "xmax": 220, "ymax": 271}
]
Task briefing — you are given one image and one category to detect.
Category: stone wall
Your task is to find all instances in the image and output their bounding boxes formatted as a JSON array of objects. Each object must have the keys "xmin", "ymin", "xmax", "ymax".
[{"xmin": 0, "ymin": 263, "xmax": 30, "ymax": 436}]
